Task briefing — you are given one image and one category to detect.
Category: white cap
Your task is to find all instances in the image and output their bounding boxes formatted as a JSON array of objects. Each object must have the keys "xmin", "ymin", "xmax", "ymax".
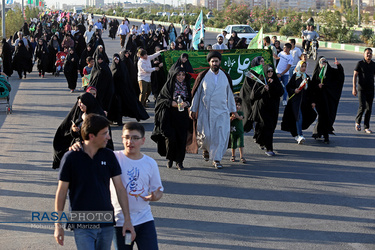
[{"xmin": 216, "ymin": 34, "xmax": 224, "ymax": 39}]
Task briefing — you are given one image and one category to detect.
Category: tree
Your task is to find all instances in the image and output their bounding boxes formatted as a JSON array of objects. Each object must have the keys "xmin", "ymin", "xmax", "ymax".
[{"xmin": 224, "ymin": 0, "xmax": 231, "ymax": 8}]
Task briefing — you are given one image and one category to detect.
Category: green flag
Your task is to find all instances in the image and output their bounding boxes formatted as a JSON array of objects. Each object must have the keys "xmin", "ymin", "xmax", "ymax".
[
  {"xmin": 319, "ymin": 65, "xmax": 326, "ymax": 83},
  {"xmin": 27, "ymin": 0, "xmax": 33, "ymax": 4},
  {"xmin": 250, "ymin": 64, "xmax": 266, "ymax": 81},
  {"xmin": 247, "ymin": 27, "xmax": 263, "ymax": 49}
]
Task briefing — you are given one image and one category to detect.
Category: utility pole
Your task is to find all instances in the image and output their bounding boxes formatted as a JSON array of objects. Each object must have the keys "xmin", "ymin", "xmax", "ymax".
[
  {"xmin": 2, "ymin": 0, "xmax": 5, "ymax": 38},
  {"xmin": 358, "ymin": 0, "xmax": 361, "ymax": 26},
  {"xmin": 217, "ymin": 0, "xmax": 218, "ymax": 11},
  {"xmin": 164, "ymin": 0, "xmax": 165, "ymax": 12}
]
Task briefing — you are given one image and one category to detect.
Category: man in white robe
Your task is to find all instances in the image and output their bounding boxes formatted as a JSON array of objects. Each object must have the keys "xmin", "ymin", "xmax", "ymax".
[{"xmin": 190, "ymin": 51, "xmax": 236, "ymax": 169}]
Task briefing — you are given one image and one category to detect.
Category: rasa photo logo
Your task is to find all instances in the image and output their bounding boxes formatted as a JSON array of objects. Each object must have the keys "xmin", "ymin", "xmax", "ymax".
[{"xmin": 31, "ymin": 211, "xmax": 114, "ymax": 223}]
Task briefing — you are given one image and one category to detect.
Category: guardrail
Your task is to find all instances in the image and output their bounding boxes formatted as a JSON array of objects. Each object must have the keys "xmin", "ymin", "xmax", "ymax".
[{"xmin": 98, "ymin": 14, "xmax": 373, "ymax": 54}]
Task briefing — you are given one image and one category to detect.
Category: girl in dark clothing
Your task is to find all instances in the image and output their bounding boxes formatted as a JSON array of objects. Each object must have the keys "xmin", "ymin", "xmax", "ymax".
[
  {"xmin": 281, "ymin": 61, "xmax": 317, "ymax": 144},
  {"xmin": 64, "ymin": 47, "xmax": 79, "ymax": 92},
  {"xmin": 34, "ymin": 38, "xmax": 49, "ymax": 77},
  {"xmin": 120, "ymin": 49, "xmax": 140, "ymax": 97},
  {"xmin": 12, "ymin": 40, "xmax": 32, "ymax": 79},
  {"xmin": 151, "ymin": 66, "xmax": 192, "ymax": 170}
]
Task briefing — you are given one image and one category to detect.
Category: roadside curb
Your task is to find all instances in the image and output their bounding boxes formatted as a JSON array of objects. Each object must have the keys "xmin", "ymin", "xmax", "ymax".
[{"xmin": 100, "ymin": 15, "xmax": 371, "ymax": 54}]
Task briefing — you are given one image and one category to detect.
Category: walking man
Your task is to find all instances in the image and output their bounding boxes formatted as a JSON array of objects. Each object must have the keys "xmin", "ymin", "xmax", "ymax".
[
  {"xmin": 189, "ymin": 51, "xmax": 236, "ymax": 169},
  {"xmin": 117, "ymin": 20, "xmax": 130, "ymax": 49},
  {"xmin": 353, "ymin": 48, "xmax": 375, "ymax": 133},
  {"xmin": 274, "ymin": 43, "xmax": 293, "ymax": 106},
  {"xmin": 54, "ymin": 114, "xmax": 135, "ymax": 249}
]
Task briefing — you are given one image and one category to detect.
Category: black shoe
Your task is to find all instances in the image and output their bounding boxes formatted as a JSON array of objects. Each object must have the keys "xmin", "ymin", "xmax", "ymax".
[
  {"xmin": 177, "ymin": 162, "xmax": 184, "ymax": 170},
  {"xmin": 167, "ymin": 160, "xmax": 173, "ymax": 168},
  {"xmin": 324, "ymin": 138, "xmax": 330, "ymax": 144}
]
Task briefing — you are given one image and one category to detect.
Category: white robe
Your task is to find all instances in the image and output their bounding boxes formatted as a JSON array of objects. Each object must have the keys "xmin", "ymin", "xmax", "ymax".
[{"xmin": 190, "ymin": 69, "xmax": 236, "ymax": 161}]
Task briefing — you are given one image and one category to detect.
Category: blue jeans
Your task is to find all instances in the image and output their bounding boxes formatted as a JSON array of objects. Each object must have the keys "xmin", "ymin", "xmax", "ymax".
[
  {"xmin": 296, "ymin": 107, "xmax": 303, "ymax": 136},
  {"xmin": 279, "ymin": 74, "xmax": 289, "ymax": 102},
  {"xmin": 289, "ymin": 66, "xmax": 296, "ymax": 77},
  {"xmin": 74, "ymin": 225, "xmax": 113, "ymax": 250},
  {"xmin": 113, "ymin": 220, "xmax": 158, "ymax": 250}
]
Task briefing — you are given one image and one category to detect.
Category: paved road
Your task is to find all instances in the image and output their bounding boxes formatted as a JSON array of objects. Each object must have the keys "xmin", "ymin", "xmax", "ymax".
[{"xmin": 0, "ymin": 22, "xmax": 374, "ymax": 250}]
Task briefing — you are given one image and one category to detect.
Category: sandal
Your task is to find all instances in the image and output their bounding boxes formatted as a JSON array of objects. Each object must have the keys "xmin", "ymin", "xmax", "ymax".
[
  {"xmin": 213, "ymin": 161, "xmax": 223, "ymax": 169},
  {"xmin": 355, "ymin": 123, "xmax": 361, "ymax": 131},
  {"xmin": 365, "ymin": 129, "xmax": 372, "ymax": 134},
  {"xmin": 230, "ymin": 156, "xmax": 235, "ymax": 162},
  {"xmin": 240, "ymin": 157, "xmax": 247, "ymax": 163},
  {"xmin": 203, "ymin": 150, "xmax": 209, "ymax": 161}
]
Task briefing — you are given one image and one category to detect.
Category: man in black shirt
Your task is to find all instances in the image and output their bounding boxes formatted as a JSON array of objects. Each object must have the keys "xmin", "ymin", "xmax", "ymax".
[
  {"xmin": 353, "ymin": 48, "xmax": 375, "ymax": 133},
  {"xmin": 54, "ymin": 114, "xmax": 135, "ymax": 249}
]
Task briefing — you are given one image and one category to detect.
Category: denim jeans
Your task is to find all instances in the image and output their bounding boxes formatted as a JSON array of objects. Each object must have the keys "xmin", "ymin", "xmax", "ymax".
[
  {"xmin": 113, "ymin": 220, "xmax": 158, "ymax": 250},
  {"xmin": 279, "ymin": 74, "xmax": 289, "ymax": 102},
  {"xmin": 74, "ymin": 225, "xmax": 113, "ymax": 250},
  {"xmin": 296, "ymin": 107, "xmax": 303, "ymax": 136},
  {"xmin": 289, "ymin": 66, "xmax": 296, "ymax": 77}
]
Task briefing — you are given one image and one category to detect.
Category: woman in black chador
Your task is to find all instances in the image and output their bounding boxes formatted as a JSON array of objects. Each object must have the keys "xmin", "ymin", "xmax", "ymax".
[
  {"xmin": 64, "ymin": 47, "xmax": 79, "ymax": 92},
  {"xmin": 46, "ymin": 34, "xmax": 61, "ymax": 74},
  {"xmin": 92, "ymin": 44, "xmax": 109, "ymax": 64},
  {"xmin": 52, "ymin": 92, "xmax": 114, "ymax": 169},
  {"xmin": 310, "ymin": 57, "xmax": 344, "ymax": 144},
  {"xmin": 34, "ymin": 38, "xmax": 49, "ymax": 77},
  {"xmin": 240, "ymin": 56, "xmax": 265, "ymax": 133},
  {"xmin": 79, "ymin": 44, "xmax": 94, "ymax": 77},
  {"xmin": 1, "ymin": 38, "xmax": 13, "ymax": 77},
  {"xmin": 151, "ymin": 66, "xmax": 192, "ymax": 170},
  {"xmin": 88, "ymin": 54, "xmax": 114, "ymax": 112},
  {"xmin": 120, "ymin": 49, "xmax": 140, "ymax": 96},
  {"xmin": 107, "ymin": 54, "xmax": 149, "ymax": 124},
  {"xmin": 250, "ymin": 65, "xmax": 284, "ymax": 156},
  {"xmin": 12, "ymin": 40, "xmax": 32, "ymax": 79}
]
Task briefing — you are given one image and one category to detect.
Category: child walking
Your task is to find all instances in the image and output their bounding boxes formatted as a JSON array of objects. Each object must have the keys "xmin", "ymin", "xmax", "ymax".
[{"xmin": 230, "ymin": 97, "xmax": 246, "ymax": 163}]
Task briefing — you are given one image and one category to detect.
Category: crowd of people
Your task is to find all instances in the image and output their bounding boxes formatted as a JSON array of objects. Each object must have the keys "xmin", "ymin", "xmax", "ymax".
[{"xmin": 1, "ymin": 11, "xmax": 372, "ymax": 250}]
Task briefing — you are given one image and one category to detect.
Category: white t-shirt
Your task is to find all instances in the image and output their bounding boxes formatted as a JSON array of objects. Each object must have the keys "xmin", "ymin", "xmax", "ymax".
[
  {"xmin": 276, "ymin": 51, "xmax": 293, "ymax": 75},
  {"xmin": 290, "ymin": 47, "xmax": 302, "ymax": 67},
  {"xmin": 83, "ymin": 30, "xmax": 94, "ymax": 43},
  {"xmin": 110, "ymin": 151, "xmax": 164, "ymax": 227}
]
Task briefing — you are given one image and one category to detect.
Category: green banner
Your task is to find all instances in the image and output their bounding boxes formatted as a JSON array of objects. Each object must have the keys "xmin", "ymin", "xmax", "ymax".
[{"xmin": 161, "ymin": 49, "xmax": 274, "ymax": 92}]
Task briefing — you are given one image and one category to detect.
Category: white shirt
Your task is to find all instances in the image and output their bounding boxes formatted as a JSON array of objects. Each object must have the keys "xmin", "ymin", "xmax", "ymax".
[
  {"xmin": 137, "ymin": 52, "xmax": 161, "ymax": 82},
  {"xmin": 276, "ymin": 51, "xmax": 293, "ymax": 75},
  {"xmin": 290, "ymin": 47, "xmax": 302, "ymax": 67},
  {"xmin": 212, "ymin": 43, "xmax": 228, "ymax": 50},
  {"xmin": 83, "ymin": 30, "xmax": 94, "ymax": 43},
  {"xmin": 140, "ymin": 23, "xmax": 150, "ymax": 34},
  {"xmin": 110, "ymin": 152, "xmax": 163, "ymax": 227},
  {"xmin": 117, "ymin": 24, "xmax": 130, "ymax": 36}
]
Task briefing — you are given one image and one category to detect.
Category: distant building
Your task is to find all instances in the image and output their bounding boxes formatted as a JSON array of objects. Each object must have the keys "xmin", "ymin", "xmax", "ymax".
[{"xmin": 86, "ymin": 0, "xmax": 105, "ymax": 8}]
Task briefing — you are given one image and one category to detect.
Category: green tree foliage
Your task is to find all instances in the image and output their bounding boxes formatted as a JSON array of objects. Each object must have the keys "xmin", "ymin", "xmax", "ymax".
[
  {"xmin": 2, "ymin": 7, "xmax": 25, "ymax": 38},
  {"xmin": 223, "ymin": 3, "xmax": 250, "ymax": 25}
]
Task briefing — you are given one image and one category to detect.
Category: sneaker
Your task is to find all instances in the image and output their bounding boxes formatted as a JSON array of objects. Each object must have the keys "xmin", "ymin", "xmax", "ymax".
[
  {"xmin": 282, "ymin": 100, "xmax": 287, "ymax": 106},
  {"xmin": 213, "ymin": 161, "xmax": 223, "ymax": 169},
  {"xmin": 297, "ymin": 136, "xmax": 305, "ymax": 144},
  {"xmin": 265, "ymin": 151, "xmax": 276, "ymax": 156},
  {"xmin": 294, "ymin": 136, "xmax": 299, "ymax": 141}
]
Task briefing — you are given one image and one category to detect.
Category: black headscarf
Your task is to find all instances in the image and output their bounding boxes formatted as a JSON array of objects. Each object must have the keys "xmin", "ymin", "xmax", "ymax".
[
  {"xmin": 52, "ymin": 92, "xmax": 112, "ymax": 169},
  {"xmin": 170, "ymin": 53, "xmax": 194, "ymax": 74},
  {"xmin": 88, "ymin": 54, "xmax": 114, "ymax": 111},
  {"xmin": 107, "ymin": 54, "xmax": 149, "ymax": 122}
]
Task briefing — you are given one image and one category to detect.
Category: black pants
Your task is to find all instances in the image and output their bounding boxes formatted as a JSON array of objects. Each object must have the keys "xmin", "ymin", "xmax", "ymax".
[
  {"xmin": 302, "ymin": 40, "xmax": 319, "ymax": 51},
  {"xmin": 355, "ymin": 90, "xmax": 374, "ymax": 129}
]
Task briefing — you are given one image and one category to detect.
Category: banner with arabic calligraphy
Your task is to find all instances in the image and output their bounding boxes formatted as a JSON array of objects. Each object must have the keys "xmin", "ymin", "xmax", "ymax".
[{"xmin": 161, "ymin": 49, "xmax": 274, "ymax": 92}]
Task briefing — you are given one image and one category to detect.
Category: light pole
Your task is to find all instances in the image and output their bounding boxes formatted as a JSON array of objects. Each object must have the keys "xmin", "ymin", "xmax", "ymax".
[
  {"xmin": 358, "ymin": 0, "xmax": 361, "ymax": 27},
  {"xmin": 2, "ymin": 0, "xmax": 5, "ymax": 38}
]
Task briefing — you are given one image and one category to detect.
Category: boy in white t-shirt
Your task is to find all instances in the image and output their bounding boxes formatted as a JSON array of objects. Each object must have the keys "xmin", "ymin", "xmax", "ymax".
[
  {"xmin": 288, "ymin": 39, "xmax": 302, "ymax": 76},
  {"xmin": 110, "ymin": 122, "xmax": 163, "ymax": 250},
  {"xmin": 274, "ymin": 43, "xmax": 293, "ymax": 106}
]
